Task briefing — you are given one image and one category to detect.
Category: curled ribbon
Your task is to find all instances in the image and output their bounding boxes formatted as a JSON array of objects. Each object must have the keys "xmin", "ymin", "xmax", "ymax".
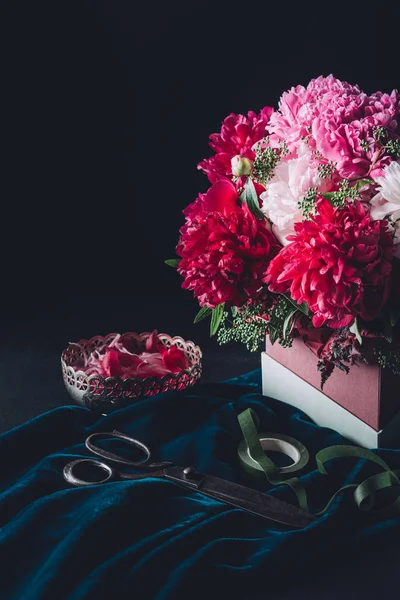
[{"xmin": 237, "ymin": 408, "xmax": 400, "ymax": 516}]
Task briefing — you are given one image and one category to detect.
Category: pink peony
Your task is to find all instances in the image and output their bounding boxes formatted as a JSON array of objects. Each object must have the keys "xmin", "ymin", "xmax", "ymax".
[
  {"xmin": 267, "ymin": 76, "xmax": 361, "ymax": 152},
  {"xmin": 267, "ymin": 75, "xmax": 400, "ymax": 179},
  {"xmin": 198, "ymin": 107, "xmax": 273, "ymax": 188}
]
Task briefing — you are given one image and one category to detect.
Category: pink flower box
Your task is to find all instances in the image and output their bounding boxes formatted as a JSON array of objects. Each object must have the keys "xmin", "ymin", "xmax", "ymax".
[{"xmin": 262, "ymin": 336, "xmax": 400, "ymax": 448}]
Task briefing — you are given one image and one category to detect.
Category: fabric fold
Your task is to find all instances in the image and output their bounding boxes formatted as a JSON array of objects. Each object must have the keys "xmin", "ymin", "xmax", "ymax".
[{"xmin": 1, "ymin": 370, "xmax": 400, "ymax": 599}]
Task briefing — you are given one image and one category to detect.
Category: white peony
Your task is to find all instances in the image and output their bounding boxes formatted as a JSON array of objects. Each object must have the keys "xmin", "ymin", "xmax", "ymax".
[
  {"xmin": 370, "ymin": 160, "xmax": 400, "ymax": 257},
  {"xmin": 260, "ymin": 143, "xmax": 326, "ymax": 245}
]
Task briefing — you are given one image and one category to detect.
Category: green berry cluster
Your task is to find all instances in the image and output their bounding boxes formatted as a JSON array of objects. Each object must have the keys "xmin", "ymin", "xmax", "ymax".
[
  {"xmin": 321, "ymin": 178, "xmax": 372, "ymax": 209},
  {"xmin": 318, "ymin": 160, "xmax": 337, "ymax": 179},
  {"xmin": 329, "ymin": 179, "xmax": 357, "ymax": 206},
  {"xmin": 298, "ymin": 187, "xmax": 317, "ymax": 219},
  {"xmin": 217, "ymin": 307, "xmax": 270, "ymax": 352},
  {"xmin": 374, "ymin": 347, "xmax": 400, "ymax": 375},
  {"xmin": 217, "ymin": 295, "xmax": 301, "ymax": 353},
  {"xmin": 372, "ymin": 126, "xmax": 400, "ymax": 158},
  {"xmin": 372, "ymin": 126, "xmax": 386, "ymax": 142},
  {"xmin": 252, "ymin": 137, "xmax": 289, "ymax": 186},
  {"xmin": 385, "ymin": 139, "xmax": 400, "ymax": 158}
]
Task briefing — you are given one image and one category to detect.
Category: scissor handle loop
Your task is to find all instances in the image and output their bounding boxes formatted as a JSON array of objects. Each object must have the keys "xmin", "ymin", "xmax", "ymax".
[
  {"xmin": 63, "ymin": 459, "xmax": 114, "ymax": 486},
  {"xmin": 85, "ymin": 430, "xmax": 152, "ymax": 466}
]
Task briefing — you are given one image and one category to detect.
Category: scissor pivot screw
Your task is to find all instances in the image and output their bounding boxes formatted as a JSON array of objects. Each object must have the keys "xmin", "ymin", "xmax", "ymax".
[{"xmin": 183, "ymin": 467, "xmax": 196, "ymax": 477}]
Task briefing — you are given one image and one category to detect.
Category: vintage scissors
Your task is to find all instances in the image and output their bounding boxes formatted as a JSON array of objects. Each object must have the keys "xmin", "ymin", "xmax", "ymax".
[{"xmin": 63, "ymin": 429, "xmax": 316, "ymax": 528}]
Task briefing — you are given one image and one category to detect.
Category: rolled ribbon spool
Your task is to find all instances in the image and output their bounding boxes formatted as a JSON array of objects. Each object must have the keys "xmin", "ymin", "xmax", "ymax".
[{"xmin": 238, "ymin": 432, "xmax": 309, "ymax": 478}]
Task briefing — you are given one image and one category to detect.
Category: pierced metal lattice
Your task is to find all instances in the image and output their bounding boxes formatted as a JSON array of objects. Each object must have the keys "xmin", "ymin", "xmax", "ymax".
[{"xmin": 61, "ymin": 332, "xmax": 202, "ymax": 413}]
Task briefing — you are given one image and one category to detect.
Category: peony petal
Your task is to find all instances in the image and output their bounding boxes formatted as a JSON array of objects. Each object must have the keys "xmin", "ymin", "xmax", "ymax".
[
  {"xmin": 327, "ymin": 314, "xmax": 355, "ymax": 328},
  {"xmin": 145, "ymin": 330, "xmax": 161, "ymax": 353},
  {"xmin": 204, "ymin": 180, "xmax": 238, "ymax": 214},
  {"xmin": 312, "ymin": 313, "xmax": 326, "ymax": 328},
  {"xmin": 120, "ymin": 334, "xmax": 140, "ymax": 354},
  {"xmin": 102, "ymin": 349, "xmax": 123, "ymax": 378},
  {"xmin": 162, "ymin": 346, "xmax": 190, "ymax": 373}
]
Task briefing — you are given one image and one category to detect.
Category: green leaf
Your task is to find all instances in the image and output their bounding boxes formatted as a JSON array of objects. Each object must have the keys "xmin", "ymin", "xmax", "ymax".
[
  {"xmin": 268, "ymin": 326, "xmax": 279, "ymax": 345},
  {"xmin": 349, "ymin": 318, "xmax": 362, "ymax": 345},
  {"xmin": 282, "ymin": 308, "xmax": 298, "ymax": 339},
  {"xmin": 376, "ymin": 312, "xmax": 394, "ymax": 343},
  {"xmin": 194, "ymin": 306, "xmax": 212, "ymax": 324},
  {"xmin": 231, "ymin": 306, "xmax": 238, "ymax": 317},
  {"xmin": 165, "ymin": 258, "xmax": 181, "ymax": 268},
  {"xmin": 390, "ymin": 307, "xmax": 400, "ymax": 327},
  {"xmin": 210, "ymin": 303, "xmax": 225, "ymax": 336},
  {"xmin": 282, "ymin": 294, "xmax": 309, "ymax": 316},
  {"xmin": 355, "ymin": 178, "xmax": 374, "ymax": 187},
  {"xmin": 240, "ymin": 178, "xmax": 265, "ymax": 220},
  {"xmin": 321, "ymin": 192, "xmax": 335, "ymax": 200}
]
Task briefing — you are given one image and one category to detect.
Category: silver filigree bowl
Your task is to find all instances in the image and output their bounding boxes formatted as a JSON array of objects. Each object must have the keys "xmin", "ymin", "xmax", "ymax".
[{"xmin": 61, "ymin": 332, "xmax": 202, "ymax": 413}]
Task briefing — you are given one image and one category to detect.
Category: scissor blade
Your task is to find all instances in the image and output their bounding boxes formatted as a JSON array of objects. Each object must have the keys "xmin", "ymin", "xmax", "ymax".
[{"xmin": 164, "ymin": 466, "xmax": 316, "ymax": 528}]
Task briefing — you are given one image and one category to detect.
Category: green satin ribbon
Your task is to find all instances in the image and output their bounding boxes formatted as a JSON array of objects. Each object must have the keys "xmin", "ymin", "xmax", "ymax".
[{"xmin": 237, "ymin": 408, "xmax": 400, "ymax": 516}]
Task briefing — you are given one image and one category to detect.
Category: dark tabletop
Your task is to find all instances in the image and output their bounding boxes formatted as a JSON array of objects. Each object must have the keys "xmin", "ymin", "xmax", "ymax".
[{"xmin": 0, "ymin": 302, "xmax": 260, "ymax": 434}]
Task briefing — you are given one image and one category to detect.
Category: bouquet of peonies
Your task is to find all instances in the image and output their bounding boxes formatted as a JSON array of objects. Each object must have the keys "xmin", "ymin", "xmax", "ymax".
[{"xmin": 166, "ymin": 75, "xmax": 400, "ymax": 386}]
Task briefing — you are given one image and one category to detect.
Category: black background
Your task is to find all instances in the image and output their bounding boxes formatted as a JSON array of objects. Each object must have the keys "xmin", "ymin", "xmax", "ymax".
[
  {"xmin": 1, "ymin": 0, "xmax": 399, "ymax": 329},
  {"xmin": 1, "ymin": 6, "xmax": 400, "ymax": 595}
]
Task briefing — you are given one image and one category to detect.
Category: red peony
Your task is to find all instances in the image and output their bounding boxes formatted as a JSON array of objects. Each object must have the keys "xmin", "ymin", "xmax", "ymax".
[
  {"xmin": 177, "ymin": 181, "xmax": 279, "ymax": 308},
  {"xmin": 264, "ymin": 198, "xmax": 394, "ymax": 328},
  {"xmin": 197, "ymin": 107, "xmax": 273, "ymax": 188}
]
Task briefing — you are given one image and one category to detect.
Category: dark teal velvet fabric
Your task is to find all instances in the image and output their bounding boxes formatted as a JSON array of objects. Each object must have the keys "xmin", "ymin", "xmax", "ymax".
[{"xmin": 1, "ymin": 370, "xmax": 400, "ymax": 599}]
